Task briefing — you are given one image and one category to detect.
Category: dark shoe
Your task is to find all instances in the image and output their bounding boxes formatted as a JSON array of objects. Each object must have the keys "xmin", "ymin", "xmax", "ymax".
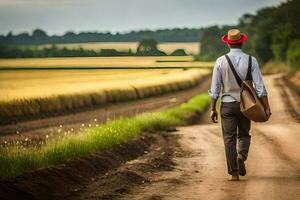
[
  {"xmin": 228, "ymin": 170, "xmax": 239, "ymax": 181},
  {"xmin": 237, "ymin": 154, "xmax": 246, "ymax": 176}
]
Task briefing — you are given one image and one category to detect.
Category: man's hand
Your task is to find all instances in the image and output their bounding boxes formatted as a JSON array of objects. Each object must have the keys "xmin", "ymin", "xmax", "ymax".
[
  {"xmin": 210, "ymin": 97, "xmax": 218, "ymax": 123},
  {"xmin": 210, "ymin": 109, "xmax": 218, "ymax": 123},
  {"xmin": 265, "ymin": 107, "xmax": 272, "ymax": 119},
  {"xmin": 261, "ymin": 96, "xmax": 271, "ymax": 119}
]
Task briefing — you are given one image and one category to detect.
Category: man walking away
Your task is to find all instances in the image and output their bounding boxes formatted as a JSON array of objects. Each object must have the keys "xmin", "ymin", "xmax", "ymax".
[{"xmin": 208, "ymin": 29, "xmax": 271, "ymax": 181}]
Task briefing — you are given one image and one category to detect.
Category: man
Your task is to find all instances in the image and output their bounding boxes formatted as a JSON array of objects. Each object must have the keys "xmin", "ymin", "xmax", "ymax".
[{"xmin": 208, "ymin": 29, "xmax": 271, "ymax": 181}]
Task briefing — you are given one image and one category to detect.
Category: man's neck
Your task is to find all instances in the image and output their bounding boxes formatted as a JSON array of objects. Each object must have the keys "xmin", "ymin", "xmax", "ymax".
[{"xmin": 229, "ymin": 48, "xmax": 242, "ymax": 52}]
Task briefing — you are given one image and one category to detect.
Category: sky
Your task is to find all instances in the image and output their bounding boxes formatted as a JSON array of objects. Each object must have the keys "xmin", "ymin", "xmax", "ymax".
[{"xmin": 0, "ymin": 0, "xmax": 285, "ymax": 35}]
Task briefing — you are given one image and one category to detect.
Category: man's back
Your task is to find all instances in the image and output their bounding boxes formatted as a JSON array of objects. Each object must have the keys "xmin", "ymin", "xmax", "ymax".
[
  {"xmin": 209, "ymin": 48, "xmax": 267, "ymax": 103},
  {"xmin": 220, "ymin": 48, "xmax": 250, "ymax": 80}
]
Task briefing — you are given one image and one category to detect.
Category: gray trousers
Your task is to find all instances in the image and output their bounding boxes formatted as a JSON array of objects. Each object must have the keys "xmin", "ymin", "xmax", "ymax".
[{"xmin": 221, "ymin": 101, "xmax": 251, "ymax": 175}]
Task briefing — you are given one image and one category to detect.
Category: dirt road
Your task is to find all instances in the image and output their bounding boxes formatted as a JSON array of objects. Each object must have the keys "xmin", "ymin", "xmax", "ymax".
[{"xmin": 114, "ymin": 74, "xmax": 300, "ymax": 200}]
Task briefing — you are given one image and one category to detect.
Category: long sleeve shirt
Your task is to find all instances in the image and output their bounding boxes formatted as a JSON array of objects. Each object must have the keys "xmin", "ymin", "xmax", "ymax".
[{"xmin": 208, "ymin": 48, "xmax": 267, "ymax": 102}]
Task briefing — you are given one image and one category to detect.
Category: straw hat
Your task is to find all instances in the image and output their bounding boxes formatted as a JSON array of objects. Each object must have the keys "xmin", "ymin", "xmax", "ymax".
[{"xmin": 222, "ymin": 29, "xmax": 247, "ymax": 44}]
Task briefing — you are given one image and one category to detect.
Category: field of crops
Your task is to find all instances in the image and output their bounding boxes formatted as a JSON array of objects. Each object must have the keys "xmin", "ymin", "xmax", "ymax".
[
  {"xmin": 0, "ymin": 56, "xmax": 213, "ymax": 69},
  {"xmin": 0, "ymin": 55, "xmax": 212, "ymax": 123},
  {"xmin": 31, "ymin": 42, "xmax": 200, "ymax": 54},
  {"xmin": 0, "ymin": 56, "xmax": 213, "ymax": 101},
  {"xmin": 1, "ymin": 69, "xmax": 182, "ymax": 101}
]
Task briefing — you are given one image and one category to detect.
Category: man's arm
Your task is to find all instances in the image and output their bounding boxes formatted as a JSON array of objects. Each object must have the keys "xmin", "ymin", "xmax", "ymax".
[
  {"xmin": 208, "ymin": 59, "xmax": 222, "ymax": 123},
  {"xmin": 251, "ymin": 57, "xmax": 272, "ymax": 118}
]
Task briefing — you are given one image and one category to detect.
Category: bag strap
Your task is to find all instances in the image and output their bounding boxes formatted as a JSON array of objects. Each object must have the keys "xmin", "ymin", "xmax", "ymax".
[
  {"xmin": 224, "ymin": 54, "xmax": 242, "ymax": 87},
  {"xmin": 224, "ymin": 54, "xmax": 253, "ymax": 87},
  {"xmin": 246, "ymin": 55, "xmax": 253, "ymax": 81}
]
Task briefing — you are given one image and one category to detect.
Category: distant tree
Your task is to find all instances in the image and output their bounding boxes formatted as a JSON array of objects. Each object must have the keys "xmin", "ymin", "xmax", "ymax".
[
  {"xmin": 32, "ymin": 29, "xmax": 48, "ymax": 44},
  {"xmin": 136, "ymin": 38, "xmax": 166, "ymax": 56},
  {"xmin": 32, "ymin": 29, "xmax": 47, "ymax": 38},
  {"xmin": 238, "ymin": 13, "xmax": 254, "ymax": 26},
  {"xmin": 64, "ymin": 31, "xmax": 76, "ymax": 37},
  {"xmin": 170, "ymin": 49, "xmax": 187, "ymax": 56},
  {"xmin": 6, "ymin": 31, "xmax": 13, "ymax": 38}
]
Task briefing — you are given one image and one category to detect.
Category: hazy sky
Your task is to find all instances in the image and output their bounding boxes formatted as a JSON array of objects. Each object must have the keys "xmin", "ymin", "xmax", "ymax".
[{"xmin": 0, "ymin": 0, "xmax": 285, "ymax": 35}]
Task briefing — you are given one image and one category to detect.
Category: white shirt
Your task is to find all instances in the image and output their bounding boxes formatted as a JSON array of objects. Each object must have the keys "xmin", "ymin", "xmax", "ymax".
[{"xmin": 208, "ymin": 48, "xmax": 267, "ymax": 102}]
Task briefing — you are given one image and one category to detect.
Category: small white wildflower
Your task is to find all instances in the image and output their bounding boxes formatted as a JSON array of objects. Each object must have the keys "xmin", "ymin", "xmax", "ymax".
[
  {"xmin": 45, "ymin": 135, "xmax": 49, "ymax": 139},
  {"xmin": 16, "ymin": 130, "xmax": 20, "ymax": 134},
  {"xmin": 88, "ymin": 124, "xmax": 92, "ymax": 127},
  {"xmin": 94, "ymin": 118, "xmax": 97, "ymax": 122},
  {"xmin": 25, "ymin": 138, "xmax": 28, "ymax": 141},
  {"xmin": 59, "ymin": 124, "xmax": 63, "ymax": 128},
  {"xmin": 81, "ymin": 123, "xmax": 85, "ymax": 127},
  {"xmin": 169, "ymin": 97, "xmax": 177, "ymax": 103}
]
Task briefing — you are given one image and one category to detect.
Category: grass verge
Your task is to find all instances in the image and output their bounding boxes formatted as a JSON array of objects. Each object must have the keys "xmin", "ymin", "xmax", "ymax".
[{"xmin": 0, "ymin": 93, "xmax": 210, "ymax": 180}]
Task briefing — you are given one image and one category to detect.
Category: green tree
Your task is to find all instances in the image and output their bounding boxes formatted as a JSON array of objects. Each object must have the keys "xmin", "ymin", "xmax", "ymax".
[
  {"xmin": 198, "ymin": 0, "xmax": 300, "ymax": 68},
  {"xmin": 287, "ymin": 40, "xmax": 300, "ymax": 74},
  {"xmin": 198, "ymin": 26, "xmax": 229, "ymax": 60},
  {"xmin": 136, "ymin": 38, "xmax": 166, "ymax": 56}
]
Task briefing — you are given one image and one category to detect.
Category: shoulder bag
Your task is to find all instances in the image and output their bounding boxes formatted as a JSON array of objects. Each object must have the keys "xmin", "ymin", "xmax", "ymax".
[{"xmin": 224, "ymin": 54, "xmax": 269, "ymax": 122}]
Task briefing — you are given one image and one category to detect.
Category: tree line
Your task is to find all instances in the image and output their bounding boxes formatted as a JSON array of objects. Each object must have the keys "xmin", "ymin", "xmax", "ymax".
[
  {"xmin": 0, "ymin": 28, "xmax": 204, "ymax": 45},
  {"xmin": 198, "ymin": 0, "xmax": 300, "ymax": 73},
  {"xmin": 0, "ymin": 39, "xmax": 187, "ymax": 58}
]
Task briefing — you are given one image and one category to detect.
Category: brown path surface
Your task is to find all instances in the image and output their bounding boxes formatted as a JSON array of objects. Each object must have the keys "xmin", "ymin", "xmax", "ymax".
[
  {"xmin": 115, "ymin": 74, "xmax": 300, "ymax": 200},
  {"xmin": 0, "ymin": 76, "xmax": 211, "ymax": 142}
]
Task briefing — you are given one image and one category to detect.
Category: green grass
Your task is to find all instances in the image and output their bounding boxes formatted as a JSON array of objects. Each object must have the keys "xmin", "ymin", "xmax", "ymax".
[{"xmin": 0, "ymin": 93, "xmax": 210, "ymax": 180}]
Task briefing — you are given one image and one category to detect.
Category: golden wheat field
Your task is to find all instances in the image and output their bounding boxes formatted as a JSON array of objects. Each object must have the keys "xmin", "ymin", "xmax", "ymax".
[
  {"xmin": 0, "ymin": 56, "xmax": 213, "ymax": 69},
  {"xmin": 35, "ymin": 42, "xmax": 200, "ymax": 54},
  {"xmin": 0, "ymin": 55, "xmax": 212, "ymax": 122},
  {"xmin": 0, "ymin": 68, "xmax": 210, "ymax": 123},
  {"xmin": 0, "ymin": 69, "xmax": 181, "ymax": 101}
]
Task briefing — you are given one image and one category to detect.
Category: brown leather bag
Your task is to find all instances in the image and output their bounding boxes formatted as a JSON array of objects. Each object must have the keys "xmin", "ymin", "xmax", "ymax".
[{"xmin": 225, "ymin": 55, "xmax": 269, "ymax": 122}]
